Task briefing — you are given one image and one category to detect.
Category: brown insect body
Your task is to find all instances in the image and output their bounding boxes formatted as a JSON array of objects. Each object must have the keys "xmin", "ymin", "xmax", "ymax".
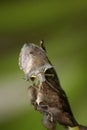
[{"xmin": 19, "ymin": 41, "xmax": 87, "ymax": 130}]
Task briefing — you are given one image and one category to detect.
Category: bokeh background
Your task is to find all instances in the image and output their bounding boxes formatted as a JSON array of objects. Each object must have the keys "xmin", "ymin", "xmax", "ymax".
[{"xmin": 0, "ymin": 1, "xmax": 87, "ymax": 130}]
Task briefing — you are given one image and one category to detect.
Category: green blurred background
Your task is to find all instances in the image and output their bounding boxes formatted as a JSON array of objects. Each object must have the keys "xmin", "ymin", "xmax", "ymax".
[{"xmin": 0, "ymin": 1, "xmax": 87, "ymax": 130}]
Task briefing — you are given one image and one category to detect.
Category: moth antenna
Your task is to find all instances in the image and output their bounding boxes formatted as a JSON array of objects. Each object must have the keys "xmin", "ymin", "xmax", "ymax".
[{"xmin": 40, "ymin": 40, "xmax": 46, "ymax": 52}]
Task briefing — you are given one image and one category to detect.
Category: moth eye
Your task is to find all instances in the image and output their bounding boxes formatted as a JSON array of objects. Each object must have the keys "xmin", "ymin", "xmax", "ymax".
[{"xmin": 30, "ymin": 75, "xmax": 36, "ymax": 81}]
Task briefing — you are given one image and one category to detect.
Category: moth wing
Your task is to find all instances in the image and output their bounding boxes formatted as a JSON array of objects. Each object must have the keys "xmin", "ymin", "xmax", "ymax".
[
  {"xmin": 45, "ymin": 67, "xmax": 61, "ymax": 92},
  {"xmin": 45, "ymin": 67, "xmax": 74, "ymax": 117},
  {"xmin": 19, "ymin": 43, "xmax": 30, "ymax": 73}
]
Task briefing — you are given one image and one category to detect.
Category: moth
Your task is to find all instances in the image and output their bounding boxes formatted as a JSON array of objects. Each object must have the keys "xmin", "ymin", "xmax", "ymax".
[{"xmin": 19, "ymin": 41, "xmax": 87, "ymax": 130}]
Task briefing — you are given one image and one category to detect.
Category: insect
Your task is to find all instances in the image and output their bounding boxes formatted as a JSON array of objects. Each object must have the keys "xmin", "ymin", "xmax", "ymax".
[{"xmin": 19, "ymin": 40, "xmax": 87, "ymax": 130}]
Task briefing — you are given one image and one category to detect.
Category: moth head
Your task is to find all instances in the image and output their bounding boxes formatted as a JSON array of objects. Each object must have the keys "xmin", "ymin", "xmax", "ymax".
[{"xmin": 19, "ymin": 41, "xmax": 52, "ymax": 80}]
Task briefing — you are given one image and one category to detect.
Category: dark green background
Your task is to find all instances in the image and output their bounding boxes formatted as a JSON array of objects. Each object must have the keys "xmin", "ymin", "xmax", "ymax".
[{"xmin": 0, "ymin": 1, "xmax": 87, "ymax": 130}]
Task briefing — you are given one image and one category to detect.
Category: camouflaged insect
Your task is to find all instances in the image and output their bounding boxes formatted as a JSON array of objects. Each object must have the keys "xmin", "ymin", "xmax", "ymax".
[{"xmin": 19, "ymin": 41, "xmax": 87, "ymax": 130}]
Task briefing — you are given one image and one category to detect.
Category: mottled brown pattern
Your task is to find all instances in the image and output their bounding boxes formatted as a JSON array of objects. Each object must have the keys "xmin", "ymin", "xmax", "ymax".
[{"xmin": 19, "ymin": 41, "xmax": 87, "ymax": 130}]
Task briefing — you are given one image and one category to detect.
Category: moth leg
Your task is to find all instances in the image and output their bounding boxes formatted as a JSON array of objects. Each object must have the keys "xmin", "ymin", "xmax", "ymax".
[
  {"xmin": 48, "ymin": 112, "xmax": 54, "ymax": 122},
  {"xmin": 28, "ymin": 86, "xmax": 37, "ymax": 108},
  {"xmin": 42, "ymin": 112, "xmax": 56, "ymax": 130},
  {"xmin": 37, "ymin": 102, "xmax": 54, "ymax": 122},
  {"xmin": 36, "ymin": 101, "xmax": 48, "ymax": 113},
  {"xmin": 39, "ymin": 102, "xmax": 48, "ymax": 110}
]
